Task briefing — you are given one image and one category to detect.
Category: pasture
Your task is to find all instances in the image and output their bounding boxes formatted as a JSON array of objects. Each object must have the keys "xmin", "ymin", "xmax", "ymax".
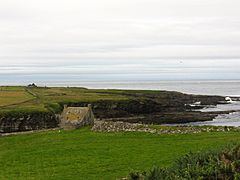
[{"xmin": 1, "ymin": 128, "xmax": 240, "ymax": 179}]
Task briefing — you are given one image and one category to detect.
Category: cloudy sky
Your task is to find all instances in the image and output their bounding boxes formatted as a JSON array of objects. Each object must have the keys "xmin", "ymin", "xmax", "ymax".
[{"xmin": 0, "ymin": 0, "xmax": 240, "ymax": 84}]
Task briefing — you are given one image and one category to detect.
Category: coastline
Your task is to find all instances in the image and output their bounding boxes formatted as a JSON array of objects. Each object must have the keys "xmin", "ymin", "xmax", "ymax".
[{"xmin": 0, "ymin": 85, "xmax": 239, "ymax": 133}]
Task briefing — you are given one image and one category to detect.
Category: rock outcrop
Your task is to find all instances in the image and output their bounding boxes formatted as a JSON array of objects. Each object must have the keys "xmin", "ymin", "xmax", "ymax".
[
  {"xmin": 63, "ymin": 94, "xmax": 225, "ymax": 120},
  {"xmin": 0, "ymin": 111, "xmax": 58, "ymax": 133}
]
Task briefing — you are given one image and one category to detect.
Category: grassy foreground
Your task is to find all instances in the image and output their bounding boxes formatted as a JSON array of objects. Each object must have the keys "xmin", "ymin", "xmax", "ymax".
[{"xmin": 1, "ymin": 128, "xmax": 240, "ymax": 179}]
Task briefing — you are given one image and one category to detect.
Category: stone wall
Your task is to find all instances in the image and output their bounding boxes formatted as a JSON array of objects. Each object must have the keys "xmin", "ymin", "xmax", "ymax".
[{"xmin": 92, "ymin": 120, "xmax": 240, "ymax": 134}]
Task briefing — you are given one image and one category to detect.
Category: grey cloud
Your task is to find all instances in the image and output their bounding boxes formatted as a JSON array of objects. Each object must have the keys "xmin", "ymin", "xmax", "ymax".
[{"xmin": 0, "ymin": 0, "xmax": 239, "ymax": 81}]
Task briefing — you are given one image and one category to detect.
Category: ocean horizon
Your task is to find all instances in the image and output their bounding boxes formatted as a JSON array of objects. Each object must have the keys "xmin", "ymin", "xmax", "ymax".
[{"xmin": 1, "ymin": 79, "xmax": 239, "ymax": 96}]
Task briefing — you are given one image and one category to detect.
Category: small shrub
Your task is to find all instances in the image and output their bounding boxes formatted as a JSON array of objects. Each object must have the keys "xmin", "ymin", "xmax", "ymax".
[{"xmin": 128, "ymin": 171, "xmax": 145, "ymax": 180}]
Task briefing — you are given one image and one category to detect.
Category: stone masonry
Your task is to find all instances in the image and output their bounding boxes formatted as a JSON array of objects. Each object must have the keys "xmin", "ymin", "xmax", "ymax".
[{"xmin": 60, "ymin": 104, "xmax": 94, "ymax": 130}]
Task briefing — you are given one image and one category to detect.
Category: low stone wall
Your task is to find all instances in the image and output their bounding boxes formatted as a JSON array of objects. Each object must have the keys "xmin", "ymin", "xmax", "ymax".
[
  {"xmin": 92, "ymin": 120, "xmax": 240, "ymax": 134},
  {"xmin": 92, "ymin": 120, "xmax": 150, "ymax": 132}
]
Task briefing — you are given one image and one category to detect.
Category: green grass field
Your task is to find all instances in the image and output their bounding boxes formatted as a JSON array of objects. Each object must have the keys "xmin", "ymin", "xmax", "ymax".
[
  {"xmin": 0, "ymin": 86, "xmax": 190, "ymax": 114},
  {"xmin": 1, "ymin": 128, "xmax": 240, "ymax": 179},
  {"xmin": 0, "ymin": 87, "xmax": 35, "ymax": 107},
  {"xmin": 0, "ymin": 86, "xmax": 132, "ymax": 113}
]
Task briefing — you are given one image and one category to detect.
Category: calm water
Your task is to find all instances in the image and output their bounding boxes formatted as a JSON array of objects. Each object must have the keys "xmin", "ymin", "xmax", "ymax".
[
  {"xmin": 186, "ymin": 112, "xmax": 240, "ymax": 127},
  {"xmin": 188, "ymin": 101, "xmax": 240, "ymax": 127}
]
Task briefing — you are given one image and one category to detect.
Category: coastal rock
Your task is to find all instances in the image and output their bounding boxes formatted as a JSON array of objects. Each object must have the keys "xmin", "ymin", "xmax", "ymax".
[{"xmin": 0, "ymin": 112, "xmax": 58, "ymax": 133}]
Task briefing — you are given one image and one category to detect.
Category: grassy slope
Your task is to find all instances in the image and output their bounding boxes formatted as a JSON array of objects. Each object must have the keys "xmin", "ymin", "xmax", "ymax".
[
  {"xmin": 0, "ymin": 86, "xmax": 193, "ymax": 114},
  {"xmin": 0, "ymin": 86, "xmax": 222, "ymax": 115},
  {"xmin": 1, "ymin": 128, "xmax": 240, "ymax": 179},
  {"xmin": 0, "ymin": 87, "xmax": 130, "ymax": 113},
  {"xmin": 0, "ymin": 87, "xmax": 35, "ymax": 107},
  {"xmin": 0, "ymin": 86, "xmax": 44, "ymax": 112}
]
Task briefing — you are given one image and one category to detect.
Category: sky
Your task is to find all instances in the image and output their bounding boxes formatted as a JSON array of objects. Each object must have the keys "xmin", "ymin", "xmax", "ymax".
[{"xmin": 0, "ymin": 0, "xmax": 240, "ymax": 84}]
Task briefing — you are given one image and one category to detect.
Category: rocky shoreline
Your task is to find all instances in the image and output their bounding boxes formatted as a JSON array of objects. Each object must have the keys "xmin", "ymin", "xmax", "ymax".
[{"xmin": 0, "ymin": 88, "xmax": 236, "ymax": 133}]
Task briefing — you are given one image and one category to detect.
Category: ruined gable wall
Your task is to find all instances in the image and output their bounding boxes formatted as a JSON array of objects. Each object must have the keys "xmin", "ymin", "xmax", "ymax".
[{"xmin": 60, "ymin": 106, "xmax": 94, "ymax": 130}]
